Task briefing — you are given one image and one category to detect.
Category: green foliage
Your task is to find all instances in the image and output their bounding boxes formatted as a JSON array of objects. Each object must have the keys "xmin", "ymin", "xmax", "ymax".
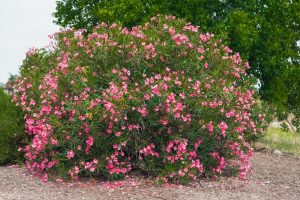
[
  {"xmin": 53, "ymin": 0, "xmax": 99, "ymax": 30},
  {"xmin": 0, "ymin": 89, "xmax": 24, "ymax": 165},
  {"xmin": 54, "ymin": 0, "xmax": 300, "ymax": 126}
]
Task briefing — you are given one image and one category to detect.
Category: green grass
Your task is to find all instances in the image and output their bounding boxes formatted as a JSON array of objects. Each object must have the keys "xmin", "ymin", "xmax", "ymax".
[{"xmin": 256, "ymin": 128, "xmax": 300, "ymax": 156}]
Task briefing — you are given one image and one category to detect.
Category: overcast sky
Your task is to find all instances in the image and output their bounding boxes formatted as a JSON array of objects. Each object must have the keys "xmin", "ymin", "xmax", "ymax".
[{"xmin": 0, "ymin": 0, "xmax": 59, "ymax": 83}]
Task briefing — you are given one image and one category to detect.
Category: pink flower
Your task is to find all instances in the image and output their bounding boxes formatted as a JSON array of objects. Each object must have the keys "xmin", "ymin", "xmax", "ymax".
[
  {"xmin": 29, "ymin": 99, "xmax": 36, "ymax": 105},
  {"xmin": 179, "ymin": 92, "xmax": 186, "ymax": 99},
  {"xmin": 216, "ymin": 157, "xmax": 226, "ymax": 173},
  {"xmin": 41, "ymin": 173, "xmax": 48, "ymax": 182},
  {"xmin": 169, "ymin": 27, "xmax": 175, "ymax": 35},
  {"xmin": 51, "ymin": 139, "xmax": 58, "ymax": 145},
  {"xmin": 41, "ymin": 105, "xmax": 52, "ymax": 115},
  {"xmin": 86, "ymin": 135, "xmax": 94, "ymax": 146},
  {"xmin": 66, "ymin": 150, "xmax": 75, "ymax": 159},
  {"xmin": 174, "ymin": 102, "xmax": 185, "ymax": 112},
  {"xmin": 160, "ymin": 119, "xmax": 169, "ymax": 125},
  {"xmin": 107, "ymin": 82, "xmax": 119, "ymax": 95},
  {"xmin": 104, "ymin": 101, "xmax": 114, "ymax": 111},
  {"xmin": 183, "ymin": 23, "xmax": 198, "ymax": 32},
  {"xmin": 211, "ymin": 152, "xmax": 220, "ymax": 160},
  {"xmin": 225, "ymin": 110, "xmax": 236, "ymax": 118},
  {"xmin": 115, "ymin": 131, "xmax": 121, "ymax": 137},
  {"xmin": 200, "ymin": 34, "xmax": 208, "ymax": 42},
  {"xmin": 137, "ymin": 105, "xmax": 148, "ymax": 117},
  {"xmin": 166, "ymin": 93, "xmax": 176, "ymax": 103},
  {"xmin": 26, "ymin": 83, "xmax": 32, "ymax": 88},
  {"xmin": 224, "ymin": 46, "xmax": 233, "ymax": 54},
  {"xmin": 161, "ymin": 82, "xmax": 168, "ymax": 90},
  {"xmin": 204, "ymin": 63, "xmax": 209, "ymax": 69},
  {"xmin": 197, "ymin": 47, "xmax": 204, "ymax": 53},
  {"xmin": 144, "ymin": 93, "xmax": 150, "ymax": 100},
  {"xmin": 169, "ymin": 172, "xmax": 175, "ymax": 177},
  {"xmin": 151, "ymin": 85, "xmax": 160, "ymax": 96},
  {"xmin": 90, "ymin": 166, "xmax": 96, "ymax": 172},
  {"xmin": 172, "ymin": 34, "xmax": 189, "ymax": 45},
  {"xmin": 74, "ymin": 166, "xmax": 79, "ymax": 174},
  {"xmin": 218, "ymin": 121, "xmax": 228, "ymax": 137},
  {"xmin": 208, "ymin": 121, "xmax": 214, "ymax": 133},
  {"xmin": 194, "ymin": 139, "xmax": 202, "ymax": 150},
  {"xmin": 26, "ymin": 118, "xmax": 34, "ymax": 125}
]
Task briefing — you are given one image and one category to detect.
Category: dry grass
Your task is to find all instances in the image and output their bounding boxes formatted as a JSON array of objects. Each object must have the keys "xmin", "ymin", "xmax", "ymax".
[{"xmin": 256, "ymin": 128, "xmax": 300, "ymax": 156}]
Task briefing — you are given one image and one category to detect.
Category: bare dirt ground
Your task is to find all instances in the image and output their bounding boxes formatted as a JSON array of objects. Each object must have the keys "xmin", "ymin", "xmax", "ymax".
[{"xmin": 0, "ymin": 151, "xmax": 299, "ymax": 200}]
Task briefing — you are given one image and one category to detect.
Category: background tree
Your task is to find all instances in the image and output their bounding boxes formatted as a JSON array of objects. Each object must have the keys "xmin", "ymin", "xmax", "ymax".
[
  {"xmin": 54, "ymin": 0, "xmax": 99, "ymax": 30},
  {"xmin": 53, "ymin": 0, "xmax": 300, "ymax": 126}
]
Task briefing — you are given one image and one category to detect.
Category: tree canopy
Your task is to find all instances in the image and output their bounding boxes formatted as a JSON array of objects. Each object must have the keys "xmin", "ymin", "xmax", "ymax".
[{"xmin": 53, "ymin": 0, "xmax": 300, "ymax": 117}]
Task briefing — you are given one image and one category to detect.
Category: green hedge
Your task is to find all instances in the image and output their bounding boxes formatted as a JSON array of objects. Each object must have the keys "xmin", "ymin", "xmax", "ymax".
[{"xmin": 0, "ymin": 88, "xmax": 24, "ymax": 165}]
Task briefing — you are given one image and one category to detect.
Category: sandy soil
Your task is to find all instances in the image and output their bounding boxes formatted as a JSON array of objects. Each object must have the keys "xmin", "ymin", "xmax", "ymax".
[{"xmin": 0, "ymin": 151, "xmax": 299, "ymax": 200}]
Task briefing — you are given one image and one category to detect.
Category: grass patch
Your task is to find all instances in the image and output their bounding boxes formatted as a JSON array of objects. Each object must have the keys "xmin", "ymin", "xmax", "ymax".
[{"xmin": 256, "ymin": 128, "xmax": 300, "ymax": 156}]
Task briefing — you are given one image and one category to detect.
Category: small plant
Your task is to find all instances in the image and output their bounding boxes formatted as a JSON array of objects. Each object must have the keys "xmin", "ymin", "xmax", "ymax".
[
  {"xmin": 14, "ymin": 15, "xmax": 268, "ymax": 183},
  {"xmin": 0, "ymin": 88, "xmax": 24, "ymax": 165}
]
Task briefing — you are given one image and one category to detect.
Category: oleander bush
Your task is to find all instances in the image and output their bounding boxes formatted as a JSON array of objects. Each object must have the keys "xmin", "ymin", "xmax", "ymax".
[
  {"xmin": 0, "ymin": 88, "xmax": 24, "ymax": 165},
  {"xmin": 14, "ymin": 15, "xmax": 268, "ymax": 183}
]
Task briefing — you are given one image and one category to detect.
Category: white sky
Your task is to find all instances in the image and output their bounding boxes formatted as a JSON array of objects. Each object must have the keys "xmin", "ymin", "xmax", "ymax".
[{"xmin": 0, "ymin": 0, "xmax": 59, "ymax": 83}]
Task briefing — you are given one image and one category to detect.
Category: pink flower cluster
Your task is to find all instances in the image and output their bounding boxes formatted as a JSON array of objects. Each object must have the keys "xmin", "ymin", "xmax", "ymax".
[
  {"xmin": 106, "ymin": 142, "xmax": 131, "ymax": 175},
  {"xmin": 138, "ymin": 144, "xmax": 159, "ymax": 160}
]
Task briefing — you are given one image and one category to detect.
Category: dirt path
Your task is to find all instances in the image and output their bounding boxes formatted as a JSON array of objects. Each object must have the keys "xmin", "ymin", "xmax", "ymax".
[{"xmin": 0, "ymin": 151, "xmax": 299, "ymax": 200}]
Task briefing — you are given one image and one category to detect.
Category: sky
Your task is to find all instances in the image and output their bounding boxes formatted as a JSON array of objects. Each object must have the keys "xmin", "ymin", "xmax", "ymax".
[{"xmin": 0, "ymin": 0, "xmax": 59, "ymax": 83}]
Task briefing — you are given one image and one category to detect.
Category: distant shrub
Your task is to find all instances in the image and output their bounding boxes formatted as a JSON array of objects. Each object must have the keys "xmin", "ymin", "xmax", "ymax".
[
  {"xmin": 14, "ymin": 15, "xmax": 268, "ymax": 183},
  {"xmin": 0, "ymin": 88, "xmax": 24, "ymax": 165}
]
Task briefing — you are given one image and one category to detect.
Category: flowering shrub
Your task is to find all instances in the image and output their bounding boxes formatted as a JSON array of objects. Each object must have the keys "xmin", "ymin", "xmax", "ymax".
[{"xmin": 14, "ymin": 15, "xmax": 268, "ymax": 183}]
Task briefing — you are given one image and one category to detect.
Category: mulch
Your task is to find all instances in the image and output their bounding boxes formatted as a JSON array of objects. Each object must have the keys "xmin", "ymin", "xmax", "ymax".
[{"xmin": 0, "ymin": 150, "xmax": 299, "ymax": 200}]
